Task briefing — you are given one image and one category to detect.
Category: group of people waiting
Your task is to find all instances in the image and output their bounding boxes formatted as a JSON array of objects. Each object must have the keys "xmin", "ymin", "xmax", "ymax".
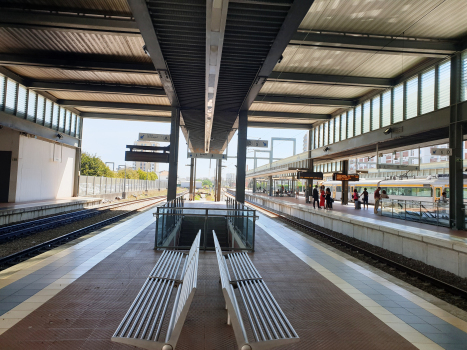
[
  {"xmin": 312, "ymin": 185, "xmax": 334, "ymax": 210},
  {"xmin": 352, "ymin": 186, "xmax": 388, "ymax": 213}
]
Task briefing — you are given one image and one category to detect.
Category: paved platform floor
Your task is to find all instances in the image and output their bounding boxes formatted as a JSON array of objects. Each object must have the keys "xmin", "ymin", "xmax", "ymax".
[
  {"xmin": 1, "ymin": 203, "xmax": 467, "ymax": 349},
  {"xmin": 246, "ymin": 190, "xmax": 467, "ymax": 238},
  {"xmin": 0, "ymin": 197, "xmax": 101, "ymax": 211}
]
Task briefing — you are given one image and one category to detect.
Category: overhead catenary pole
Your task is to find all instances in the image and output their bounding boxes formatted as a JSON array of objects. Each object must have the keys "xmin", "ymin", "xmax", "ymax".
[
  {"xmin": 236, "ymin": 111, "xmax": 248, "ymax": 203},
  {"xmin": 167, "ymin": 108, "xmax": 180, "ymax": 201}
]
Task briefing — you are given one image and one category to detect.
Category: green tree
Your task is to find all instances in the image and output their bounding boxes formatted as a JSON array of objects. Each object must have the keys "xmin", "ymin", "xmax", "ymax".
[
  {"xmin": 202, "ymin": 179, "xmax": 213, "ymax": 187},
  {"xmin": 80, "ymin": 152, "xmax": 115, "ymax": 177}
]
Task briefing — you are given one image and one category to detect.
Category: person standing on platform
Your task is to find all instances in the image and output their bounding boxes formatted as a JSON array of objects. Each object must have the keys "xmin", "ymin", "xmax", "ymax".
[
  {"xmin": 325, "ymin": 187, "xmax": 333, "ymax": 210},
  {"xmin": 320, "ymin": 186, "xmax": 326, "ymax": 208},
  {"xmin": 312, "ymin": 185, "xmax": 320, "ymax": 209},
  {"xmin": 361, "ymin": 187, "xmax": 369, "ymax": 210},
  {"xmin": 352, "ymin": 188, "xmax": 359, "ymax": 208},
  {"xmin": 374, "ymin": 186, "xmax": 381, "ymax": 214}
]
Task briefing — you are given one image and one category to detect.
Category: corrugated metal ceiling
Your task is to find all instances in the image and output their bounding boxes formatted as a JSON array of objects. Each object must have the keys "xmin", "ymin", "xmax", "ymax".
[
  {"xmin": 0, "ymin": 28, "xmax": 148, "ymax": 63},
  {"xmin": 0, "ymin": 0, "xmax": 132, "ymax": 16},
  {"xmin": 274, "ymin": 46, "xmax": 426, "ymax": 78},
  {"xmin": 260, "ymin": 81, "xmax": 373, "ymax": 99},
  {"xmin": 300, "ymin": 0, "xmax": 467, "ymax": 39},
  {"xmin": 47, "ymin": 91, "xmax": 170, "ymax": 105},
  {"xmin": 75, "ymin": 106, "xmax": 171, "ymax": 117},
  {"xmin": 7, "ymin": 66, "xmax": 162, "ymax": 86},
  {"xmin": 250, "ymin": 102, "xmax": 337, "ymax": 114}
]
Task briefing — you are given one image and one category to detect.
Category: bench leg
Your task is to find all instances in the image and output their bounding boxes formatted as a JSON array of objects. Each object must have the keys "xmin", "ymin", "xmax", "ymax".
[{"xmin": 227, "ymin": 312, "xmax": 231, "ymax": 325}]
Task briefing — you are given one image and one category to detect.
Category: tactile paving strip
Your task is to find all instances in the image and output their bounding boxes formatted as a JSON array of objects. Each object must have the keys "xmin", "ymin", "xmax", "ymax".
[{"xmin": 0, "ymin": 220, "xmax": 417, "ymax": 349}]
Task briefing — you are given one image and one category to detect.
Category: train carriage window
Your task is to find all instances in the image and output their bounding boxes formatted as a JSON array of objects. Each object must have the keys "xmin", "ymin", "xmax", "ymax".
[
  {"xmin": 445, "ymin": 188, "xmax": 450, "ymax": 198},
  {"xmin": 416, "ymin": 187, "xmax": 432, "ymax": 197},
  {"xmin": 336, "ymin": 186, "xmax": 342, "ymax": 192},
  {"xmin": 464, "ymin": 188, "xmax": 467, "ymax": 199},
  {"xmin": 404, "ymin": 187, "xmax": 413, "ymax": 196},
  {"xmin": 436, "ymin": 188, "xmax": 441, "ymax": 197}
]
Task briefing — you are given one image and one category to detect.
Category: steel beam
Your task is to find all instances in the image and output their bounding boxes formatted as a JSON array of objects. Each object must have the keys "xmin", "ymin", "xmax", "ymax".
[
  {"xmin": 236, "ymin": 111, "xmax": 248, "ymax": 203},
  {"xmin": 167, "ymin": 108, "xmax": 180, "ymax": 201},
  {"xmin": 205, "ymin": 0, "xmax": 229, "ymax": 153},
  {"xmin": 256, "ymin": 95, "xmax": 355, "ymax": 107},
  {"xmin": 291, "ymin": 32, "xmax": 457, "ymax": 57},
  {"xmin": 80, "ymin": 112, "xmax": 171, "ymax": 122},
  {"xmin": 248, "ymin": 121, "xmax": 315, "ymax": 129},
  {"xmin": 127, "ymin": 0, "xmax": 179, "ymax": 107},
  {"xmin": 0, "ymin": 53, "xmax": 156, "ymax": 73},
  {"xmin": 57, "ymin": 100, "xmax": 172, "ymax": 111},
  {"xmin": 248, "ymin": 111, "xmax": 330, "ymax": 120},
  {"xmin": 268, "ymin": 71, "xmax": 392, "ymax": 88},
  {"xmin": 0, "ymin": 10, "xmax": 139, "ymax": 35},
  {"xmin": 240, "ymin": 0, "xmax": 316, "ymax": 110},
  {"xmin": 29, "ymin": 81, "xmax": 165, "ymax": 96}
]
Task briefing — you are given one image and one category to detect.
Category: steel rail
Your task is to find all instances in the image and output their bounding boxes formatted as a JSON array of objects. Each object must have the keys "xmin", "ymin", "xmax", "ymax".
[
  {"xmin": 231, "ymin": 193, "xmax": 467, "ymax": 300},
  {"xmin": 0, "ymin": 195, "xmax": 169, "ymax": 243},
  {"xmin": 0, "ymin": 195, "xmax": 182, "ymax": 270}
]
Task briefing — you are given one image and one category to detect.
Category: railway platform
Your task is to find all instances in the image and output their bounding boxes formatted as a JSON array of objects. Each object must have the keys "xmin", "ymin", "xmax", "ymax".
[
  {"xmin": 0, "ymin": 197, "xmax": 103, "ymax": 226},
  {"xmin": 236, "ymin": 191, "xmax": 467, "ymax": 279},
  {"xmin": 1, "ymin": 203, "xmax": 467, "ymax": 349}
]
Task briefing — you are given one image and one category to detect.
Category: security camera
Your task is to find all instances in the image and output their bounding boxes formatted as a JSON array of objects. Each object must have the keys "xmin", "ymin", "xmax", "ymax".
[
  {"xmin": 384, "ymin": 127, "xmax": 392, "ymax": 135},
  {"xmin": 324, "ymin": 146, "xmax": 330, "ymax": 152},
  {"xmin": 143, "ymin": 45, "xmax": 150, "ymax": 57},
  {"xmin": 56, "ymin": 133, "xmax": 63, "ymax": 139}
]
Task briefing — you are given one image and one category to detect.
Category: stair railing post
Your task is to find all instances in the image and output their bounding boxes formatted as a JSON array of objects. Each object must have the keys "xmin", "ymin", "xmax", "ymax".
[{"xmin": 204, "ymin": 209, "xmax": 208, "ymax": 251}]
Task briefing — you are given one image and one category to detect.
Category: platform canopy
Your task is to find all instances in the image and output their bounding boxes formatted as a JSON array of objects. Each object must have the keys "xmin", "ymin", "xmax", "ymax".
[{"xmin": 1, "ymin": 0, "xmax": 467, "ymax": 153}]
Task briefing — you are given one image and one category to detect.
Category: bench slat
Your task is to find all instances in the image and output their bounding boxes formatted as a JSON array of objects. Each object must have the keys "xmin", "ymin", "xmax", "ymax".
[
  {"xmin": 213, "ymin": 231, "xmax": 299, "ymax": 350},
  {"xmin": 112, "ymin": 231, "xmax": 201, "ymax": 350}
]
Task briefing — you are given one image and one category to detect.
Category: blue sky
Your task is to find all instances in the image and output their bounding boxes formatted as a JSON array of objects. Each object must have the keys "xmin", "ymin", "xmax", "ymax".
[{"xmin": 82, "ymin": 118, "xmax": 308, "ymax": 179}]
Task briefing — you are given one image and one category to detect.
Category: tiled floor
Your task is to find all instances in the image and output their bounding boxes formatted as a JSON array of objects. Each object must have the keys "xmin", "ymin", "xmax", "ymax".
[{"xmin": 1, "ymin": 203, "xmax": 467, "ymax": 349}]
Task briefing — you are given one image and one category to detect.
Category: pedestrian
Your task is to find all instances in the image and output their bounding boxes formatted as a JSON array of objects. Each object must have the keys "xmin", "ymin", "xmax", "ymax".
[
  {"xmin": 381, "ymin": 190, "xmax": 389, "ymax": 199},
  {"xmin": 374, "ymin": 186, "xmax": 381, "ymax": 214},
  {"xmin": 325, "ymin": 187, "xmax": 333, "ymax": 209},
  {"xmin": 312, "ymin": 185, "xmax": 320, "ymax": 209},
  {"xmin": 360, "ymin": 187, "xmax": 369, "ymax": 209},
  {"xmin": 320, "ymin": 186, "xmax": 326, "ymax": 208},
  {"xmin": 352, "ymin": 188, "xmax": 359, "ymax": 208},
  {"xmin": 441, "ymin": 191, "xmax": 448, "ymax": 203}
]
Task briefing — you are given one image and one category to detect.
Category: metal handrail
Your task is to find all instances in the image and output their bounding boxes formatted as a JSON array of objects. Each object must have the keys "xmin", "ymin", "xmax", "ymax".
[{"xmin": 380, "ymin": 199, "xmax": 449, "ymax": 227}]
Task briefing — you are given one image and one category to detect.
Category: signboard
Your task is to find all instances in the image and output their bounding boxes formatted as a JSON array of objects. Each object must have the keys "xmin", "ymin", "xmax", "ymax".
[
  {"xmin": 430, "ymin": 148, "xmax": 452, "ymax": 156},
  {"xmin": 187, "ymin": 152, "xmax": 227, "ymax": 160},
  {"xmin": 377, "ymin": 164, "xmax": 420, "ymax": 171},
  {"xmin": 333, "ymin": 173, "xmax": 360, "ymax": 181},
  {"xmin": 246, "ymin": 139, "xmax": 268, "ymax": 148},
  {"xmin": 139, "ymin": 133, "xmax": 170, "ymax": 142},
  {"xmin": 125, "ymin": 151, "xmax": 169, "ymax": 163},
  {"xmin": 297, "ymin": 171, "xmax": 323, "ymax": 180}
]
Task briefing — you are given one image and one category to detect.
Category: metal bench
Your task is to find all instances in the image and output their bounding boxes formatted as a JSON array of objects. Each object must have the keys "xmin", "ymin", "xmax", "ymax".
[
  {"xmin": 213, "ymin": 231, "xmax": 299, "ymax": 350},
  {"xmin": 112, "ymin": 231, "xmax": 201, "ymax": 350}
]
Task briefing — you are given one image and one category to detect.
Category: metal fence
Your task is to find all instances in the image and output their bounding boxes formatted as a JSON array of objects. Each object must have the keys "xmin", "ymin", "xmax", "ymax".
[
  {"xmin": 78, "ymin": 175, "xmax": 168, "ymax": 196},
  {"xmin": 154, "ymin": 199, "xmax": 257, "ymax": 251},
  {"xmin": 380, "ymin": 199, "xmax": 451, "ymax": 227}
]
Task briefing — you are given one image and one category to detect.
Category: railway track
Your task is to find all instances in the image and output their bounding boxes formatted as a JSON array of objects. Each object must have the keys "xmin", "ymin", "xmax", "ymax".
[
  {"xmin": 0, "ymin": 196, "xmax": 167, "ymax": 243},
  {"xmin": 225, "ymin": 191, "xmax": 467, "ymax": 300},
  {"xmin": 0, "ymin": 192, "xmax": 187, "ymax": 270}
]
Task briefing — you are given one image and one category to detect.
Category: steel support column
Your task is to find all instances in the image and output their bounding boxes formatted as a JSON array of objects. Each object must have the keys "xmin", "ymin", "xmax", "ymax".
[
  {"xmin": 236, "ymin": 111, "xmax": 248, "ymax": 203},
  {"xmin": 269, "ymin": 176, "xmax": 273, "ymax": 196},
  {"xmin": 306, "ymin": 129, "xmax": 313, "ymax": 203},
  {"xmin": 217, "ymin": 159, "xmax": 222, "ymax": 201},
  {"xmin": 449, "ymin": 54, "xmax": 465, "ymax": 229},
  {"xmin": 167, "ymin": 108, "xmax": 180, "ymax": 201},
  {"xmin": 341, "ymin": 160, "xmax": 349, "ymax": 205},
  {"xmin": 189, "ymin": 157, "xmax": 194, "ymax": 200},
  {"xmin": 73, "ymin": 144, "xmax": 82, "ymax": 197},
  {"xmin": 252, "ymin": 178, "xmax": 256, "ymax": 193}
]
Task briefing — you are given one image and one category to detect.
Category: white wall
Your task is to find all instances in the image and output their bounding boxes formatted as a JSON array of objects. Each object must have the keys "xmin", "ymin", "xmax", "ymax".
[
  {"xmin": 0, "ymin": 127, "xmax": 20, "ymax": 202},
  {"xmin": 16, "ymin": 135, "xmax": 76, "ymax": 202}
]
